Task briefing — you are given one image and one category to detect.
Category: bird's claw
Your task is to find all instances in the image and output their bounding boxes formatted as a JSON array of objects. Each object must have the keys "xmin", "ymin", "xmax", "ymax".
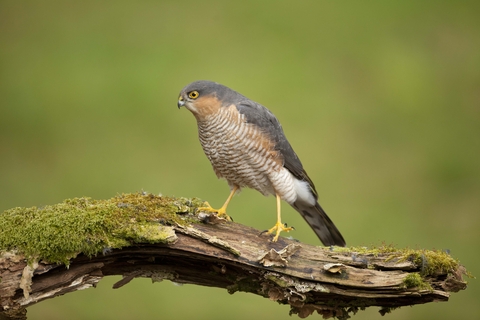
[
  {"xmin": 267, "ymin": 221, "xmax": 294, "ymax": 242},
  {"xmin": 197, "ymin": 202, "xmax": 232, "ymax": 221}
]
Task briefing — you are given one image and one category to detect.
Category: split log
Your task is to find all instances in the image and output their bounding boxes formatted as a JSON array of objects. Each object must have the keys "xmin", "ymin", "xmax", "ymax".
[{"xmin": 0, "ymin": 193, "xmax": 469, "ymax": 320}]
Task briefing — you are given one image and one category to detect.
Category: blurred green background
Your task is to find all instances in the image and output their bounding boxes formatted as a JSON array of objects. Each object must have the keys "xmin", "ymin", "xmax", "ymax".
[{"xmin": 1, "ymin": 1, "xmax": 479, "ymax": 319}]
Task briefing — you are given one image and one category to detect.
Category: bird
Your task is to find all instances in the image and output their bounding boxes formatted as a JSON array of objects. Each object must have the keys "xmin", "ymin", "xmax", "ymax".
[{"xmin": 177, "ymin": 80, "xmax": 346, "ymax": 246}]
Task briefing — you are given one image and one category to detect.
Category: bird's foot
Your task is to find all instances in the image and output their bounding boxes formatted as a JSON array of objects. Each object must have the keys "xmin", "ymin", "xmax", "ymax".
[
  {"xmin": 197, "ymin": 202, "xmax": 232, "ymax": 221},
  {"xmin": 267, "ymin": 221, "xmax": 294, "ymax": 242}
]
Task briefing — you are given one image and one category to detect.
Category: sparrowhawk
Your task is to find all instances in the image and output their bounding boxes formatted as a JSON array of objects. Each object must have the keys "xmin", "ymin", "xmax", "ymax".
[{"xmin": 178, "ymin": 80, "xmax": 346, "ymax": 246}]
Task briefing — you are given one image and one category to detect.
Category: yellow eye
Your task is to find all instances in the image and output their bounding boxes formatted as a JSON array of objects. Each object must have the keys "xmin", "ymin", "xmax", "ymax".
[{"xmin": 188, "ymin": 91, "xmax": 199, "ymax": 99}]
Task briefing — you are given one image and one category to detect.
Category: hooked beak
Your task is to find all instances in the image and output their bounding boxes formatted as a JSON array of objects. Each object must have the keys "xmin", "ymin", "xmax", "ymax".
[{"xmin": 177, "ymin": 96, "xmax": 185, "ymax": 109}]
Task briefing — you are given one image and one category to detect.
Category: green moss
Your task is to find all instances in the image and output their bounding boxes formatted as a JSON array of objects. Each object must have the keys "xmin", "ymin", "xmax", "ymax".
[
  {"xmin": 403, "ymin": 273, "xmax": 432, "ymax": 290},
  {"xmin": 398, "ymin": 248, "xmax": 459, "ymax": 276},
  {"xmin": 333, "ymin": 244, "xmax": 460, "ymax": 277},
  {"xmin": 0, "ymin": 193, "xmax": 204, "ymax": 265},
  {"xmin": 334, "ymin": 244, "xmax": 467, "ymax": 294}
]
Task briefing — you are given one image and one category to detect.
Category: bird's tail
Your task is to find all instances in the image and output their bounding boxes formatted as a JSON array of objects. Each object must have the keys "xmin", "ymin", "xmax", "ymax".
[{"xmin": 292, "ymin": 201, "xmax": 346, "ymax": 247}]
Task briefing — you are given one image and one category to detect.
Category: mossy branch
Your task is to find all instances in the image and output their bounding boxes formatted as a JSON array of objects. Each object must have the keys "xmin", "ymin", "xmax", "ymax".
[{"xmin": 0, "ymin": 193, "xmax": 469, "ymax": 320}]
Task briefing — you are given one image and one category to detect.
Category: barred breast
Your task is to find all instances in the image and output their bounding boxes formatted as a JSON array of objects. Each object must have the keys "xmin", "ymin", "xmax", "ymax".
[{"xmin": 197, "ymin": 105, "xmax": 298, "ymax": 204}]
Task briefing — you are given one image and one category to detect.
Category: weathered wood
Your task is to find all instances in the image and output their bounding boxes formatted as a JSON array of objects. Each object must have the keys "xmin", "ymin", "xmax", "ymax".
[{"xmin": 0, "ymin": 194, "xmax": 469, "ymax": 319}]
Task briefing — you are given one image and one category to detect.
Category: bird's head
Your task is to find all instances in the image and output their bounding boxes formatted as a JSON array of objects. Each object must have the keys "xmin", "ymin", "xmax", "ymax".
[{"xmin": 177, "ymin": 80, "xmax": 244, "ymax": 119}]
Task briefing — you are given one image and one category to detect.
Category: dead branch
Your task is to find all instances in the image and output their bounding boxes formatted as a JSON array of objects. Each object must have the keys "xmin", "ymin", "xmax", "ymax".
[{"xmin": 0, "ymin": 193, "xmax": 468, "ymax": 320}]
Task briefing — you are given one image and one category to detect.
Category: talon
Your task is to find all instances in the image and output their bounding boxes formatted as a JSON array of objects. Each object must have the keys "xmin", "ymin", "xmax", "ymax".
[
  {"xmin": 197, "ymin": 187, "xmax": 238, "ymax": 222},
  {"xmin": 259, "ymin": 229, "xmax": 269, "ymax": 236},
  {"xmin": 197, "ymin": 202, "xmax": 232, "ymax": 221},
  {"xmin": 282, "ymin": 223, "xmax": 295, "ymax": 230},
  {"xmin": 267, "ymin": 221, "xmax": 293, "ymax": 242},
  {"xmin": 263, "ymin": 194, "xmax": 293, "ymax": 242}
]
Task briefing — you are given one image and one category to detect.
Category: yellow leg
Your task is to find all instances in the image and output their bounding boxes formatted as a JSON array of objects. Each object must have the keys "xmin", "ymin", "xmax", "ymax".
[
  {"xmin": 267, "ymin": 194, "xmax": 293, "ymax": 241},
  {"xmin": 197, "ymin": 186, "xmax": 238, "ymax": 221}
]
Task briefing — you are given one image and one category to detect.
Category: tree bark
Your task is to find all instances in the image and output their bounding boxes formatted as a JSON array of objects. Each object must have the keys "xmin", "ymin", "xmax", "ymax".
[{"xmin": 0, "ymin": 195, "xmax": 469, "ymax": 320}]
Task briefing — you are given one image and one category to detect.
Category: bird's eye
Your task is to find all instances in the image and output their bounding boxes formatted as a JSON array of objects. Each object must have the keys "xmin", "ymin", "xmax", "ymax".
[{"xmin": 188, "ymin": 91, "xmax": 199, "ymax": 99}]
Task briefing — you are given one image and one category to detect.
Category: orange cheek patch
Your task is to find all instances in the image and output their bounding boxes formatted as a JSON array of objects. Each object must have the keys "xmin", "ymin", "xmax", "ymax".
[{"xmin": 191, "ymin": 95, "xmax": 223, "ymax": 120}]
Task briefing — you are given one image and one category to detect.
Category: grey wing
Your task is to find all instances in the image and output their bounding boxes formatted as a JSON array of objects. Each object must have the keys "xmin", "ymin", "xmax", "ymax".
[
  {"xmin": 236, "ymin": 100, "xmax": 346, "ymax": 246},
  {"xmin": 235, "ymin": 100, "xmax": 318, "ymax": 197}
]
